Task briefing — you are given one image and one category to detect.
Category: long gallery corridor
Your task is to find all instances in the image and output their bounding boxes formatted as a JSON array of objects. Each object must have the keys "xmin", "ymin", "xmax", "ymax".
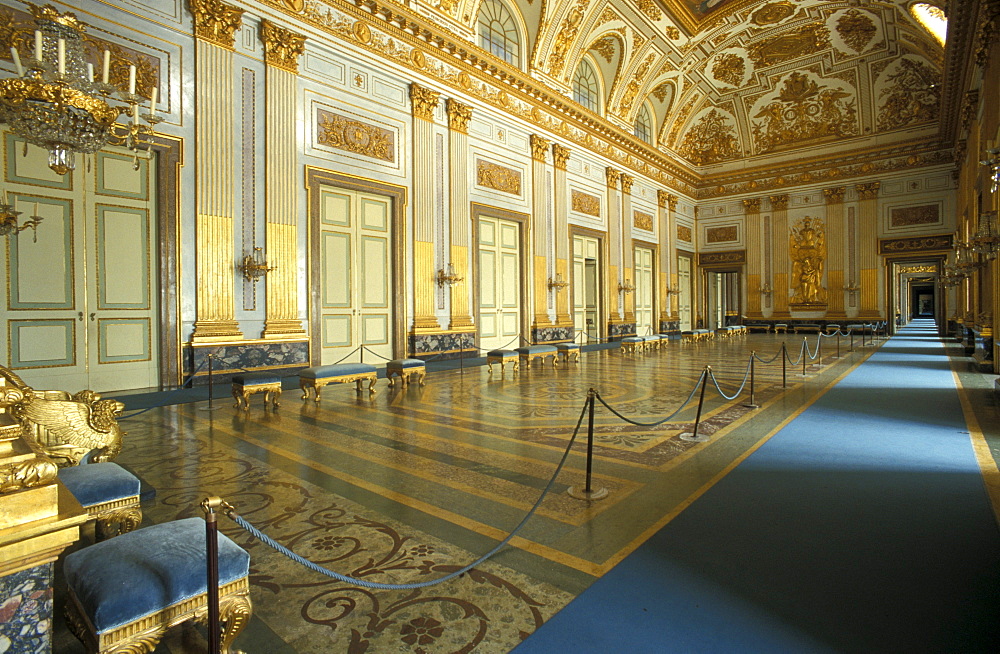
[{"xmin": 52, "ymin": 324, "xmax": 1000, "ymax": 653}]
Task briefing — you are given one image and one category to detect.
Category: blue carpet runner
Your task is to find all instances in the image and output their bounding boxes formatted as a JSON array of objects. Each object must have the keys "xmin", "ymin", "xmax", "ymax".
[{"xmin": 515, "ymin": 320, "xmax": 1000, "ymax": 653}]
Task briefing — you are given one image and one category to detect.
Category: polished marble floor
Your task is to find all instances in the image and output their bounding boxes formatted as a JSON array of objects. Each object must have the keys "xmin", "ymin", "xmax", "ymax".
[{"xmin": 53, "ymin": 332, "xmax": 897, "ymax": 653}]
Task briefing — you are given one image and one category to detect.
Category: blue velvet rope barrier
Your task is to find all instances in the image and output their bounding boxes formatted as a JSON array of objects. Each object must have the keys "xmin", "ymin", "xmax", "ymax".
[
  {"xmin": 804, "ymin": 336, "xmax": 820, "ymax": 361},
  {"xmin": 594, "ymin": 370, "xmax": 707, "ymax": 427},
  {"xmin": 224, "ymin": 395, "xmax": 591, "ymax": 590},
  {"xmin": 783, "ymin": 339, "xmax": 807, "ymax": 366},
  {"xmin": 753, "ymin": 349, "xmax": 783, "ymax": 364},
  {"xmin": 708, "ymin": 361, "xmax": 752, "ymax": 401}
]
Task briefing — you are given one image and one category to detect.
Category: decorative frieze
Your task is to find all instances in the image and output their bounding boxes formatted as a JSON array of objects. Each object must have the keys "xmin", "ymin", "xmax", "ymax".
[
  {"xmin": 188, "ymin": 0, "xmax": 244, "ymax": 50},
  {"xmin": 317, "ymin": 109, "xmax": 395, "ymax": 162},
  {"xmin": 890, "ymin": 204, "xmax": 939, "ymax": 227},
  {"xmin": 707, "ymin": 226, "xmax": 738, "ymax": 243},
  {"xmin": 878, "ymin": 234, "xmax": 953, "ymax": 254},
  {"xmin": 409, "ymin": 82, "xmax": 440, "ymax": 121},
  {"xmin": 633, "ymin": 211, "xmax": 653, "ymax": 231},
  {"xmin": 477, "ymin": 160, "xmax": 521, "ymax": 195},
  {"xmin": 572, "ymin": 190, "xmax": 601, "ymax": 216},
  {"xmin": 699, "ymin": 250, "xmax": 746, "ymax": 265},
  {"xmin": 260, "ymin": 20, "xmax": 306, "ymax": 73}
]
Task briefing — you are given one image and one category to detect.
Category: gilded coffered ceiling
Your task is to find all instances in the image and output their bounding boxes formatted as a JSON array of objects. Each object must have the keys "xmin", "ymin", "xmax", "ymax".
[{"xmin": 269, "ymin": 0, "xmax": 962, "ymax": 195}]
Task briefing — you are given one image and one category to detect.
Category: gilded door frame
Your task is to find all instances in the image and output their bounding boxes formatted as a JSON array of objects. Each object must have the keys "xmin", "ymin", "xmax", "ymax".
[
  {"xmin": 570, "ymin": 226, "xmax": 606, "ymax": 343},
  {"xmin": 148, "ymin": 134, "xmax": 182, "ymax": 387},
  {"xmin": 883, "ymin": 254, "xmax": 946, "ymax": 337},
  {"xmin": 305, "ymin": 167, "xmax": 407, "ymax": 361},
  {"xmin": 470, "ymin": 203, "xmax": 530, "ymax": 349}
]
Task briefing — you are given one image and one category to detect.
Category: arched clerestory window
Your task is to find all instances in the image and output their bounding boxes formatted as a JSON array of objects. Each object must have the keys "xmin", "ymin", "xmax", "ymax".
[
  {"xmin": 634, "ymin": 103, "xmax": 653, "ymax": 144},
  {"xmin": 477, "ymin": 0, "xmax": 521, "ymax": 67},
  {"xmin": 572, "ymin": 58, "xmax": 601, "ymax": 114}
]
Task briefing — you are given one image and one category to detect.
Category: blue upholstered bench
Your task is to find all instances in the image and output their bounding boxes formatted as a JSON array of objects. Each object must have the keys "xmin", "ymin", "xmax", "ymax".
[
  {"xmin": 621, "ymin": 336, "xmax": 643, "ymax": 353},
  {"xmin": 486, "ymin": 349, "xmax": 519, "ymax": 373},
  {"xmin": 515, "ymin": 345, "xmax": 558, "ymax": 367},
  {"xmin": 63, "ymin": 517, "xmax": 252, "ymax": 653},
  {"xmin": 59, "ymin": 462, "xmax": 142, "ymax": 541},
  {"xmin": 386, "ymin": 358, "xmax": 426, "ymax": 387},
  {"xmin": 794, "ymin": 323, "xmax": 821, "ymax": 333},
  {"xmin": 774, "ymin": 323, "xmax": 789, "ymax": 333},
  {"xmin": 825, "ymin": 324, "xmax": 842, "ymax": 334},
  {"xmin": 299, "ymin": 362, "xmax": 377, "ymax": 400},
  {"xmin": 556, "ymin": 342, "xmax": 581, "ymax": 363},
  {"xmin": 231, "ymin": 372, "xmax": 281, "ymax": 411}
]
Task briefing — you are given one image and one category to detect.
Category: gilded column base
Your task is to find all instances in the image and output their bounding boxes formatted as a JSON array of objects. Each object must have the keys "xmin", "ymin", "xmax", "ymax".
[
  {"xmin": 191, "ymin": 320, "xmax": 244, "ymax": 342},
  {"xmin": 448, "ymin": 317, "xmax": 476, "ymax": 330},
  {"xmin": 262, "ymin": 320, "xmax": 307, "ymax": 339},
  {"xmin": 411, "ymin": 316, "xmax": 443, "ymax": 333}
]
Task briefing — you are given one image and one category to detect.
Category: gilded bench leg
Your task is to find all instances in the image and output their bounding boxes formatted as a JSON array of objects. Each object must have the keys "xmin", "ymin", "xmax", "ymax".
[
  {"xmin": 416, "ymin": 369, "xmax": 426, "ymax": 385},
  {"xmin": 95, "ymin": 506, "xmax": 143, "ymax": 541},
  {"xmin": 367, "ymin": 375, "xmax": 378, "ymax": 394},
  {"xmin": 233, "ymin": 387, "xmax": 248, "ymax": 411},
  {"xmin": 269, "ymin": 387, "xmax": 281, "ymax": 409},
  {"xmin": 300, "ymin": 380, "xmax": 317, "ymax": 401},
  {"xmin": 219, "ymin": 590, "xmax": 253, "ymax": 654}
]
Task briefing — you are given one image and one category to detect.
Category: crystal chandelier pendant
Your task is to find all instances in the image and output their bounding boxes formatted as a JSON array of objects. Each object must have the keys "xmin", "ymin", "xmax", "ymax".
[{"xmin": 48, "ymin": 145, "xmax": 74, "ymax": 175}]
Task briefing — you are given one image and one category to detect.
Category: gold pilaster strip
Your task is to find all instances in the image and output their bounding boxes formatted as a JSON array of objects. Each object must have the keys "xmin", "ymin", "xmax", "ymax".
[
  {"xmin": 606, "ymin": 168, "xmax": 621, "ymax": 320},
  {"xmin": 553, "ymin": 144, "xmax": 571, "ymax": 326},
  {"xmin": 531, "ymin": 137, "xmax": 550, "ymax": 329},
  {"xmin": 411, "ymin": 84, "xmax": 439, "ymax": 331},
  {"xmin": 856, "ymin": 182, "xmax": 881, "ymax": 317},
  {"xmin": 192, "ymin": 37, "xmax": 242, "ymax": 341},
  {"xmin": 744, "ymin": 198, "xmax": 763, "ymax": 318},
  {"xmin": 448, "ymin": 108, "xmax": 473, "ymax": 330},
  {"xmin": 770, "ymin": 194, "xmax": 790, "ymax": 317},
  {"xmin": 621, "ymin": 174, "xmax": 635, "ymax": 323},
  {"xmin": 825, "ymin": 187, "xmax": 846, "ymax": 317}
]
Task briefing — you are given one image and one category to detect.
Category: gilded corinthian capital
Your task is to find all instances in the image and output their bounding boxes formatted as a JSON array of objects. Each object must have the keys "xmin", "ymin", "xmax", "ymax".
[
  {"xmin": 530, "ymin": 134, "xmax": 550, "ymax": 162},
  {"xmin": 742, "ymin": 197, "xmax": 761, "ymax": 212},
  {"xmin": 606, "ymin": 167, "xmax": 620, "ymax": 189},
  {"xmin": 260, "ymin": 20, "xmax": 306, "ymax": 73},
  {"xmin": 620, "ymin": 174, "xmax": 634, "ymax": 194},
  {"xmin": 410, "ymin": 83, "xmax": 440, "ymax": 121},
  {"xmin": 552, "ymin": 144, "xmax": 570, "ymax": 170},
  {"xmin": 769, "ymin": 194, "xmax": 789, "ymax": 210},
  {"xmin": 824, "ymin": 187, "xmax": 846, "ymax": 204},
  {"xmin": 446, "ymin": 99, "xmax": 472, "ymax": 133},
  {"xmin": 188, "ymin": 0, "xmax": 244, "ymax": 50},
  {"xmin": 855, "ymin": 182, "xmax": 880, "ymax": 200}
]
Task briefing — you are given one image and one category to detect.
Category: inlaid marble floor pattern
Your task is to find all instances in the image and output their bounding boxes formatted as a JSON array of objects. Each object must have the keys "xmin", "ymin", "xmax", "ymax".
[{"xmin": 52, "ymin": 333, "xmax": 872, "ymax": 653}]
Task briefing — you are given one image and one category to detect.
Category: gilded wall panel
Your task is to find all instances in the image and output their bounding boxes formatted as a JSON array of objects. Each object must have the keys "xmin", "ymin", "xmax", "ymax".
[
  {"xmin": 476, "ymin": 160, "xmax": 522, "ymax": 196},
  {"xmin": 633, "ymin": 211, "xmax": 653, "ymax": 231},
  {"xmin": 571, "ymin": 190, "xmax": 601, "ymax": 217},
  {"xmin": 706, "ymin": 225, "xmax": 738, "ymax": 243},
  {"xmin": 316, "ymin": 108, "xmax": 395, "ymax": 163},
  {"xmin": 889, "ymin": 204, "xmax": 940, "ymax": 228},
  {"xmin": 677, "ymin": 224, "xmax": 692, "ymax": 242}
]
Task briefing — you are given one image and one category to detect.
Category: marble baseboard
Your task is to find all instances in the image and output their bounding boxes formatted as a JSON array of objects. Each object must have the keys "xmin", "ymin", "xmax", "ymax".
[
  {"xmin": 531, "ymin": 326, "xmax": 574, "ymax": 343},
  {"xmin": 184, "ymin": 341, "xmax": 309, "ymax": 385},
  {"xmin": 0, "ymin": 563, "xmax": 52, "ymax": 654},
  {"xmin": 409, "ymin": 332, "xmax": 477, "ymax": 360}
]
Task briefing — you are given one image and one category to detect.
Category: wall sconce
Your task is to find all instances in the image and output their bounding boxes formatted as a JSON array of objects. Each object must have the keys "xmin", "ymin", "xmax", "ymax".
[
  {"xmin": 436, "ymin": 263, "xmax": 463, "ymax": 287},
  {"xmin": 972, "ymin": 211, "xmax": 999, "ymax": 261},
  {"xmin": 758, "ymin": 283, "xmax": 772, "ymax": 297},
  {"xmin": 239, "ymin": 247, "xmax": 274, "ymax": 282},
  {"xmin": 0, "ymin": 195, "xmax": 42, "ymax": 242},
  {"xmin": 618, "ymin": 279, "xmax": 635, "ymax": 294},
  {"xmin": 844, "ymin": 282, "xmax": 861, "ymax": 297},
  {"xmin": 547, "ymin": 272, "xmax": 569, "ymax": 291},
  {"xmin": 666, "ymin": 283, "xmax": 680, "ymax": 295},
  {"xmin": 981, "ymin": 141, "xmax": 1000, "ymax": 193}
]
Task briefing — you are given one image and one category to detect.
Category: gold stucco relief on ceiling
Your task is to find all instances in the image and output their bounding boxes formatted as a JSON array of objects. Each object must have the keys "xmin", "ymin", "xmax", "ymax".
[
  {"xmin": 617, "ymin": 52, "xmax": 657, "ymax": 117},
  {"xmin": 750, "ymin": 1, "xmax": 796, "ymax": 27},
  {"xmin": 875, "ymin": 57, "xmax": 940, "ymax": 132},
  {"xmin": 678, "ymin": 108, "xmax": 741, "ymax": 165},
  {"xmin": 711, "ymin": 52, "xmax": 745, "ymax": 87},
  {"xmin": 747, "ymin": 23, "xmax": 829, "ymax": 68},
  {"xmin": 750, "ymin": 72, "xmax": 857, "ymax": 154},
  {"xmin": 835, "ymin": 8, "xmax": 878, "ymax": 53},
  {"xmin": 547, "ymin": 0, "xmax": 590, "ymax": 77}
]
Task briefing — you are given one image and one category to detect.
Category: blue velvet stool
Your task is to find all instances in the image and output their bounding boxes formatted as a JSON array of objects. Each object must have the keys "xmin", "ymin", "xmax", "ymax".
[
  {"xmin": 63, "ymin": 517, "xmax": 252, "ymax": 654},
  {"xmin": 556, "ymin": 342, "xmax": 581, "ymax": 363},
  {"xmin": 620, "ymin": 336, "xmax": 643, "ymax": 353},
  {"xmin": 58, "ymin": 462, "xmax": 142, "ymax": 541},
  {"xmin": 486, "ymin": 349, "xmax": 518, "ymax": 374},
  {"xmin": 299, "ymin": 362, "xmax": 378, "ymax": 399},
  {"xmin": 386, "ymin": 358, "xmax": 426, "ymax": 387},
  {"xmin": 232, "ymin": 372, "xmax": 281, "ymax": 411}
]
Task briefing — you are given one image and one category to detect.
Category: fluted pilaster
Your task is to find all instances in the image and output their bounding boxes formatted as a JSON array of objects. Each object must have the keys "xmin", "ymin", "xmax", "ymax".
[
  {"xmin": 410, "ymin": 83, "xmax": 441, "ymax": 331},
  {"xmin": 856, "ymin": 182, "xmax": 881, "ymax": 317},
  {"xmin": 446, "ymin": 99, "xmax": 474, "ymax": 330}
]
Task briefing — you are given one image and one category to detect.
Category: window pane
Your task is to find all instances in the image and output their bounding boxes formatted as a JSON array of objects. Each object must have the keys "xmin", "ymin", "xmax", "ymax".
[
  {"xmin": 477, "ymin": 0, "xmax": 520, "ymax": 67},
  {"xmin": 573, "ymin": 60, "xmax": 600, "ymax": 113}
]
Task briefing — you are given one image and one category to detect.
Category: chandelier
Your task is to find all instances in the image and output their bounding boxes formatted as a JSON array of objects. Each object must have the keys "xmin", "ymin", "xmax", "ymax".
[
  {"xmin": 0, "ymin": 194, "xmax": 41, "ymax": 240},
  {"xmin": 0, "ymin": 4, "xmax": 160, "ymax": 175},
  {"xmin": 972, "ymin": 211, "xmax": 999, "ymax": 261}
]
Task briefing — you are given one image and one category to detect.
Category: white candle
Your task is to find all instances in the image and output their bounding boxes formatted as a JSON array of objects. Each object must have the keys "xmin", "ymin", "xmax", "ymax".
[
  {"xmin": 149, "ymin": 86, "xmax": 157, "ymax": 116},
  {"xmin": 2, "ymin": 190, "xmax": 7, "ymax": 205},
  {"xmin": 86, "ymin": 62, "xmax": 94, "ymax": 82},
  {"xmin": 10, "ymin": 47, "xmax": 22, "ymax": 77},
  {"xmin": 33, "ymin": 202, "xmax": 38, "ymax": 218},
  {"xmin": 101, "ymin": 50, "xmax": 109, "ymax": 84},
  {"xmin": 133, "ymin": 106, "xmax": 138, "ymax": 124},
  {"xmin": 34, "ymin": 30, "xmax": 41, "ymax": 61},
  {"xmin": 128, "ymin": 64, "xmax": 135, "ymax": 95},
  {"xmin": 57, "ymin": 38, "xmax": 64, "ymax": 75}
]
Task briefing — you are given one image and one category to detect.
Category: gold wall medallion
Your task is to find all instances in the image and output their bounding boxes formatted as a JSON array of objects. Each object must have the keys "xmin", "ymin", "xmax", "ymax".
[
  {"xmin": 707, "ymin": 225, "xmax": 738, "ymax": 243},
  {"xmin": 572, "ymin": 190, "xmax": 601, "ymax": 216},
  {"xmin": 317, "ymin": 109, "xmax": 395, "ymax": 162},
  {"xmin": 476, "ymin": 160, "xmax": 522, "ymax": 195},
  {"xmin": 751, "ymin": 1, "xmax": 796, "ymax": 26},
  {"xmin": 789, "ymin": 217, "xmax": 827, "ymax": 305},
  {"xmin": 411, "ymin": 48, "xmax": 427, "ymax": 69},
  {"xmin": 352, "ymin": 20, "xmax": 372, "ymax": 44}
]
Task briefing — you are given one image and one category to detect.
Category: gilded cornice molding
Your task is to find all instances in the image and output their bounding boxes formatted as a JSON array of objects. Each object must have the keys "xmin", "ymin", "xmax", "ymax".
[
  {"xmin": 606, "ymin": 167, "xmax": 621, "ymax": 190},
  {"xmin": 769, "ymin": 194, "xmax": 789, "ymax": 210},
  {"xmin": 742, "ymin": 197, "xmax": 761, "ymax": 212},
  {"xmin": 823, "ymin": 187, "xmax": 846, "ymax": 204},
  {"xmin": 856, "ymin": 182, "xmax": 881, "ymax": 200},
  {"xmin": 260, "ymin": 20, "xmax": 306, "ymax": 73},
  {"xmin": 188, "ymin": 0, "xmax": 244, "ymax": 50},
  {"xmin": 530, "ymin": 135, "xmax": 550, "ymax": 162},
  {"xmin": 446, "ymin": 98, "xmax": 472, "ymax": 133},
  {"xmin": 410, "ymin": 83, "xmax": 440, "ymax": 121},
  {"xmin": 552, "ymin": 144, "xmax": 570, "ymax": 170},
  {"xmin": 620, "ymin": 174, "xmax": 634, "ymax": 194}
]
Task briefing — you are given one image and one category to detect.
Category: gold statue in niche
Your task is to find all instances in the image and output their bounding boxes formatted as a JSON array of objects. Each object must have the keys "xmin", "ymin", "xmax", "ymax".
[{"xmin": 790, "ymin": 217, "xmax": 827, "ymax": 306}]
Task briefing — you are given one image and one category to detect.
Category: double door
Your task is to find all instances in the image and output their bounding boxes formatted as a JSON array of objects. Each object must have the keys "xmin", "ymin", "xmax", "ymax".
[
  {"xmin": 573, "ymin": 234, "xmax": 600, "ymax": 343},
  {"xmin": 478, "ymin": 216, "xmax": 521, "ymax": 352},
  {"xmin": 634, "ymin": 246, "xmax": 654, "ymax": 336},
  {"xmin": 678, "ymin": 255, "xmax": 693, "ymax": 331},
  {"xmin": 1, "ymin": 136, "xmax": 159, "ymax": 392},
  {"xmin": 318, "ymin": 187, "xmax": 393, "ymax": 365}
]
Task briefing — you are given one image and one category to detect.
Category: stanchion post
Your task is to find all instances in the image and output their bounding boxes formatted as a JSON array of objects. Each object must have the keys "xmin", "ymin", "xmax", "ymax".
[
  {"xmin": 781, "ymin": 342, "xmax": 787, "ymax": 388},
  {"xmin": 460, "ymin": 341, "xmax": 464, "ymax": 374},
  {"xmin": 201, "ymin": 497, "xmax": 222, "ymax": 654},
  {"xmin": 743, "ymin": 354, "xmax": 759, "ymax": 409},
  {"xmin": 850, "ymin": 331, "xmax": 855, "ymax": 351},
  {"xmin": 567, "ymin": 389, "xmax": 608, "ymax": 500},
  {"xmin": 836, "ymin": 332, "xmax": 841, "ymax": 358},
  {"xmin": 689, "ymin": 367, "xmax": 710, "ymax": 441},
  {"xmin": 802, "ymin": 337, "xmax": 807, "ymax": 376},
  {"xmin": 818, "ymin": 337, "xmax": 823, "ymax": 366},
  {"xmin": 206, "ymin": 353, "xmax": 214, "ymax": 408}
]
